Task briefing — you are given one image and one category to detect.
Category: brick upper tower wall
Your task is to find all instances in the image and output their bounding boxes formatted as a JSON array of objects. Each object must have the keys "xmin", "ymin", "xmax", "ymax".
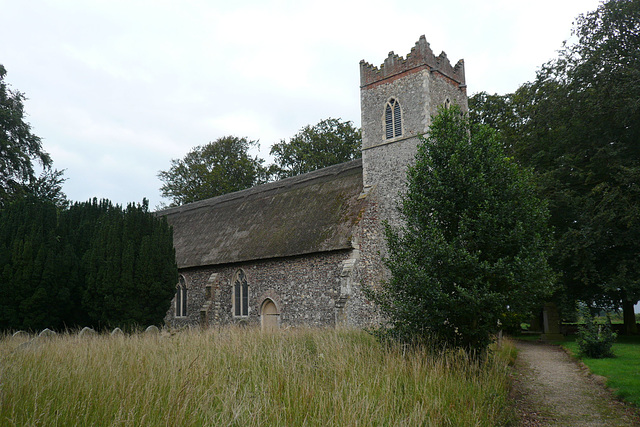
[{"xmin": 360, "ymin": 35, "xmax": 466, "ymax": 88}]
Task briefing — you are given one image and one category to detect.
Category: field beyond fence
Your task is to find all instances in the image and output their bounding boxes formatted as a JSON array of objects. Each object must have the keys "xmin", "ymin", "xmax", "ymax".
[{"xmin": 1, "ymin": 328, "xmax": 516, "ymax": 426}]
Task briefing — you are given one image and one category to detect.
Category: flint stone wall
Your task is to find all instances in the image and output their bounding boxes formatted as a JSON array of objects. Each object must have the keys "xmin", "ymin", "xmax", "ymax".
[
  {"xmin": 165, "ymin": 249, "xmax": 376, "ymax": 329},
  {"xmin": 361, "ymin": 68, "xmax": 467, "ymax": 234}
]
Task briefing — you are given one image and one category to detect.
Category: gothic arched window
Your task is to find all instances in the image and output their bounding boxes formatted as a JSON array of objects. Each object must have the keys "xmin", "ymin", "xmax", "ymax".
[
  {"xmin": 233, "ymin": 269, "xmax": 249, "ymax": 317},
  {"xmin": 175, "ymin": 275, "xmax": 187, "ymax": 317},
  {"xmin": 385, "ymin": 98, "xmax": 402, "ymax": 139}
]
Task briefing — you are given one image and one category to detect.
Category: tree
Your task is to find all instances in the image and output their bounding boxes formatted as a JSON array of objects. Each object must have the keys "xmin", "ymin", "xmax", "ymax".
[
  {"xmin": 269, "ymin": 118, "xmax": 361, "ymax": 179},
  {"xmin": 80, "ymin": 199, "xmax": 178, "ymax": 329},
  {"xmin": 471, "ymin": 0, "xmax": 640, "ymax": 333},
  {"xmin": 0, "ymin": 197, "xmax": 178, "ymax": 332},
  {"xmin": 468, "ymin": 91, "xmax": 521, "ymax": 157},
  {"xmin": 0, "ymin": 64, "xmax": 51, "ymax": 205},
  {"xmin": 158, "ymin": 136, "xmax": 267, "ymax": 207},
  {"xmin": 10, "ymin": 168, "xmax": 68, "ymax": 208},
  {"xmin": 367, "ymin": 106, "xmax": 554, "ymax": 351}
]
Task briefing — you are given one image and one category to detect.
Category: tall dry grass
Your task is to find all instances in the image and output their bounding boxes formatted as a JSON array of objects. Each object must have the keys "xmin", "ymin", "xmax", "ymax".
[{"xmin": 0, "ymin": 327, "xmax": 516, "ymax": 426}]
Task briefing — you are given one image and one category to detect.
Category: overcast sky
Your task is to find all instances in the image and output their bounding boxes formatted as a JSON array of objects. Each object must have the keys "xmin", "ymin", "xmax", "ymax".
[{"xmin": 1, "ymin": 0, "xmax": 602, "ymax": 209}]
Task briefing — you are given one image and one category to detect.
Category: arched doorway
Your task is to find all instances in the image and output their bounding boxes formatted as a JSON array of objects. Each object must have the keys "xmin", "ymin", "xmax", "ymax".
[{"xmin": 261, "ymin": 299, "xmax": 279, "ymax": 331}]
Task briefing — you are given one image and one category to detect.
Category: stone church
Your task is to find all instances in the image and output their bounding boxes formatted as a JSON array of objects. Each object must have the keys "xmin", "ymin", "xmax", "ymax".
[{"xmin": 159, "ymin": 36, "xmax": 468, "ymax": 330}]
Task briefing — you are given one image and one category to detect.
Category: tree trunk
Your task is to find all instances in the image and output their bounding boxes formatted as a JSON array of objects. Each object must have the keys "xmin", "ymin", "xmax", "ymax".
[{"xmin": 622, "ymin": 299, "xmax": 638, "ymax": 335}]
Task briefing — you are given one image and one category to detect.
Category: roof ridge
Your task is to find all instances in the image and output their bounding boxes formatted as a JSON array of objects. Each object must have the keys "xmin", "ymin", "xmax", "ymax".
[{"xmin": 158, "ymin": 158, "xmax": 363, "ymax": 215}]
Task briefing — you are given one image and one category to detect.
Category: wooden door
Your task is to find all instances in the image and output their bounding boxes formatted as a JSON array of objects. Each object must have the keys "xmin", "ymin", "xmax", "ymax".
[{"xmin": 261, "ymin": 299, "xmax": 278, "ymax": 331}]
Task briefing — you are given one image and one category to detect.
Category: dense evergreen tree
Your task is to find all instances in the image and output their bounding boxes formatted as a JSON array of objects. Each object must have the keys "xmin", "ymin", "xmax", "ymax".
[
  {"xmin": 82, "ymin": 200, "xmax": 177, "ymax": 329},
  {"xmin": 0, "ymin": 198, "xmax": 71, "ymax": 330},
  {"xmin": 368, "ymin": 106, "xmax": 554, "ymax": 351},
  {"xmin": 0, "ymin": 197, "xmax": 178, "ymax": 332}
]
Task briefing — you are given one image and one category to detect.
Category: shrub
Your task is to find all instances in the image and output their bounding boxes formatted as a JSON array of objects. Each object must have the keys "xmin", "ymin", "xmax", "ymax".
[
  {"xmin": 576, "ymin": 306, "xmax": 616, "ymax": 358},
  {"xmin": 366, "ymin": 106, "xmax": 554, "ymax": 352}
]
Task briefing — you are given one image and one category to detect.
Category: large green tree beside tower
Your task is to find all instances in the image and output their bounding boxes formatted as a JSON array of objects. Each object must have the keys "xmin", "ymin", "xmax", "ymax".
[
  {"xmin": 470, "ymin": 0, "xmax": 640, "ymax": 332},
  {"xmin": 368, "ymin": 107, "xmax": 554, "ymax": 351}
]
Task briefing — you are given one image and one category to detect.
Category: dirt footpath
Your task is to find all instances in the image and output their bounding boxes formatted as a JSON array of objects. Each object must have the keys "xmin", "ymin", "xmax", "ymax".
[{"xmin": 511, "ymin": 340, "xmax": 640, "ymax": 426}]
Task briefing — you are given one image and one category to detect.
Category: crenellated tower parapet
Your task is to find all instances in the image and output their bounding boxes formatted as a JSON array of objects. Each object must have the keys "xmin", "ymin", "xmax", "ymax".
[{"xmin": 359, "ymin": 35, "xmax": 466, "ymax": 89}]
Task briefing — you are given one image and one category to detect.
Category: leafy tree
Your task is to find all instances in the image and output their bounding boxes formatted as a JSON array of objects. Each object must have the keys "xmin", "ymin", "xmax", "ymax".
[
  {"xmin": 367, "ymin": 106, "xmax": 554, "ymax": 351},
  {"xmin": 9, "ymin": 168, "xmax": 68, "ymax": 208},
  {"xmin": 0, "ymin": 65, "xmax": 51, "ymax": 205},
  {"xmin": 158, "ymin": 136, "xmax": 267, "ymax": 206},
  {"xmin": 269, "ymin": 118, "xmax": 361, "ymax": 179},
  {"xmin": 468, "ymin": 92, "xmax": 521, "ymax": 156},
  {"xmin": 471, "ymin": 0, "xmax": 640, "ymax": 333}
]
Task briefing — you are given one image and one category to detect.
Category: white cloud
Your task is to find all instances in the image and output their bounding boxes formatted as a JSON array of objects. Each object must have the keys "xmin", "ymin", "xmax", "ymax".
[{"xmin": 0, "ymin": 0, "xmax": 602, "ymax": 207}]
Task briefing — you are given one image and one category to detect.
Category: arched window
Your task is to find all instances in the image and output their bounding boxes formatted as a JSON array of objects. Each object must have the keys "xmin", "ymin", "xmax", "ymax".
[
  {"xmin": 175, "ymin": 275, "xmax": 187, "ymax": 317},
  {"xmin": 385, "ymin": 98, "xmax": 402, "ymax": 139},
  {"xmin": 233, "ymin": 269, "xmax": 249, "ymax": 317}
]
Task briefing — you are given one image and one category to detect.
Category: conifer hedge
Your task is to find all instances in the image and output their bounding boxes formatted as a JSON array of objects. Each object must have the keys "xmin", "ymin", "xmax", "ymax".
[{"xmin": 0, "ymin": 198, "xmax": 177, "ymax": 331}]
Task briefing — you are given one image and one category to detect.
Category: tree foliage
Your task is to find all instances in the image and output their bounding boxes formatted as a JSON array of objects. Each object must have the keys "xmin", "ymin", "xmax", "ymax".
[
  {"xmin": 10, "ymin": 168, "xmax": 68, "ymax": 208},
  {"xmin": 470, "ymin": 0, "xmax": 640, "ymax": 331},
  {"xmin": 368, "ymin": 106, "xmax": 554, "ymax": 351},
  {"xmin": 269, "ymin": 118, "xmax": 361, "ymax": 179},
  {"xmin": 158, "ymin": 136, "xmax": 267, "ymax": 207},
  {"xmin": 0, "ymin": 64, "xmax": 52, "ymax": 206},
  {"xmin": 0, "ymin": 198, "xmax": 177, "ymax": 331}
]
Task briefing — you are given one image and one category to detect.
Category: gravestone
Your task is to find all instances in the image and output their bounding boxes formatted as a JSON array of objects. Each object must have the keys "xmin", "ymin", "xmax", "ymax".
[
  {"xmin": 111, "ymin": 327, "xmax": 124, "ymax": 337},
  {"xmin": 78, "ymin": 327, "xmax": 96, "ymax": 337},
  {"xmin": 541, "ymin": 302, "xmax": 564, "ymax": 341},
  {"xmin": 16, "ymin": 339, "xmax": 36, "ymax": 351},
  {"xmin": 38, "ymin": 328, "xmax": 56, "ymax": 338}
]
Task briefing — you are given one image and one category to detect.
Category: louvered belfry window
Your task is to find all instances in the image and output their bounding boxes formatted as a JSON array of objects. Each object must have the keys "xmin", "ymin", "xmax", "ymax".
[
  {"xmin": 233, "ymin": 269, "xmax": 249, "ymax": 317},
  {"xmin": 385, "ymin": 99, "xmax": 402, "ymax": 139}
]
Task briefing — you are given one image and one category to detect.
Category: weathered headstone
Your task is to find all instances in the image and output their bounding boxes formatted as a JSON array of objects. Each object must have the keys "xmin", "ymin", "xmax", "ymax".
[
  {"xmin": 529, "ymin": 312, "xmax": 543, "ymax": 333},
  {"xmin": 541, "ymin": 302, "xmax": 564, "ymax": 341},
  {"xmin": 16, "ymin": 339, "xmax": 37, "ymax": 351},
  {"xmin": 145, "ymin": 325, "xmax": 159, "ymax": 335},
  {"xmin": 78, "ymin": 327, "xmax": 96, "ymax": 337},
  {"xmin": 38, "ymin": 328, "xmax": 57, "ymax": 338},
  {"xmin": 12, "ymin": 330, "xmax": 28, "ymax": 339},
  {"xmin": 111, "ymin": 327, "xmax": 124, "ymax": 337}
]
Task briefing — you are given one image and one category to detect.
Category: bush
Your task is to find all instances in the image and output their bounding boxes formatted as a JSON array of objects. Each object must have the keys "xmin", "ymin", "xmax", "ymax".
[
  {"xmin": 366, "ymin": 106, "xmax": 554, "ymax": 352},
  {"xmin": 576, "ymin": 306, "xmax": 616, "ymax": 358}
]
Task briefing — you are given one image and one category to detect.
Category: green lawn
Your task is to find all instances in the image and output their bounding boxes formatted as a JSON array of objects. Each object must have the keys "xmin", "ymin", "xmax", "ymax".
[{"xmin": 561, "ymin": 335, "xmax": 640, "ymax": 407}]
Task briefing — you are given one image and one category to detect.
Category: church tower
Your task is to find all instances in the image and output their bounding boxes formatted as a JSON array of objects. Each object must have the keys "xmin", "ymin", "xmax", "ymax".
[{"xmin": 359, "ymin": 35, "xmax": 467, "ymax": 227}]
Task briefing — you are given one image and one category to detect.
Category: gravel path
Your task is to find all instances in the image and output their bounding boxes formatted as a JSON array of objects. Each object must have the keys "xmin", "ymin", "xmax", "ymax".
[{"xmin": 511, "ymin": 340, "xmax": 640, "ymax": 426}]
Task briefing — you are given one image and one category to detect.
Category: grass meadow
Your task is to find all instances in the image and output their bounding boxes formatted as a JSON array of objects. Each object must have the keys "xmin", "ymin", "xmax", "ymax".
[
  {"xmin": 562, "ymin": 335, "xmax": 640, "ymax": 407},
  {"xmin": 0, "ymin": 328, "xmax": 516, "ymax": 426}
]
